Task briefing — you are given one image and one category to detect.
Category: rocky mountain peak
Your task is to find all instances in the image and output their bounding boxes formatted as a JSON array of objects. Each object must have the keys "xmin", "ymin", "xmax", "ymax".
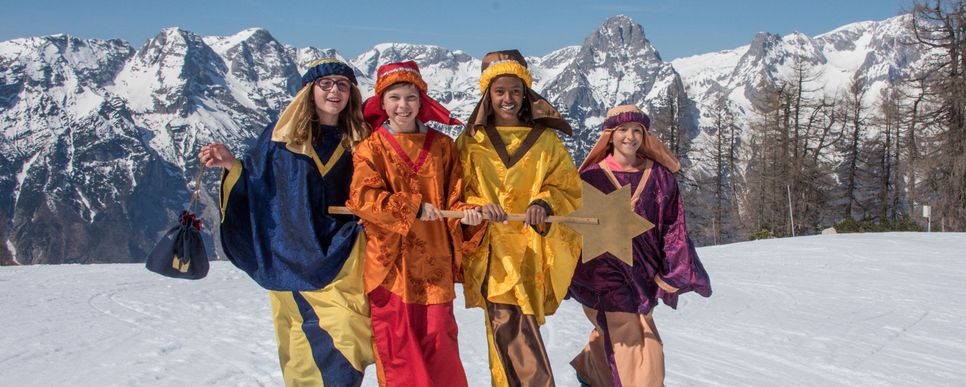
[
  {"xmin": 530, "ymin": 15, "xmax": 693, "ymax": 164},
  {"xmin": 238, "ymin": 28, "xmax": 274, "ymax": 44},
  {"xmin": 1, "ymin": 34, "xmax": 133, "ymax": 92},
  {"xmin": 815, "ymin": 20, "xmax": 877, "ymax": 51},
  {"xmin": 136, "ymin": 27, "xmax": 223, "ymax": 70},
  {"xmin": 746, "ymin": 32, "xmax": 783, "ymax": 60},
  {"xmin": 780, "ymin": 31, "xmax": 826, "ymax": 65},
  {"xmin": 547, "ymin": 15, "xmax": 679, "ymax": 110},
  {"xmin": 205, "ymin": 28, "xmax": 279, "ymax": 54},
  {"xmin": 584, "ymin": 14, "xmax": 660, "ymax": 61},
  {"xmin": 733, "ymin": 30, "xmax": 827, "ymax": 81},
  {"xmin": 114, "ymin": 27, "xmax": 227, "ymax": 114},
  {"xmin": 205, "ymin": 27, "xmax": 300, "ymax": 97},
  {"xmin": 353, "ymin": 43, "xmax": 474, "ymax": 77}
]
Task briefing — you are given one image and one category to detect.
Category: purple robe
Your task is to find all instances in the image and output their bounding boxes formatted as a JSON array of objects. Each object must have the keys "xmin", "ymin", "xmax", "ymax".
[{"xmin": 569, "ymin": 161, "xmax": 712, "ymax": 315}]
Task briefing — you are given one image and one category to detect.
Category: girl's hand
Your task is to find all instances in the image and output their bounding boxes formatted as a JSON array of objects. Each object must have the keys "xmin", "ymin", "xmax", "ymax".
[
  {"xmin": 479, "ymin": 203, "xmax": 508, "ymax": 224},
  {"xmin": 199, "ymin": 143, "xmax": 237, "ymax": 169},
  {"xmin": 461, "ymin": 208, "xmax": 483, "ymax": 226},
  {"xmin": 419, "ymin": 203, "xmax": 443, "ymax": 221},
  {"xmin": 524, "ymin": 204, "xmax": 547, "ymax": 226}
]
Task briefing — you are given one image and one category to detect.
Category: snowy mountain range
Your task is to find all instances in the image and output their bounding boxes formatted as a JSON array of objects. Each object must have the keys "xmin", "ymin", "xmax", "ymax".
[
  {"xmin": 0, "ymin": 14, "xmax": 930, "ymax": 264},
  {"xmin": 672, "ymin": 14, "xmax": 922, "ymax": 130}
]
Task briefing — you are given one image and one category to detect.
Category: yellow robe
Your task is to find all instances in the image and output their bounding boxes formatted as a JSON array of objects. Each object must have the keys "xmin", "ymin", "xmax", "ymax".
[{"xmin": 457, "ymin": 126, "xmax": 582, "ymax": 324}]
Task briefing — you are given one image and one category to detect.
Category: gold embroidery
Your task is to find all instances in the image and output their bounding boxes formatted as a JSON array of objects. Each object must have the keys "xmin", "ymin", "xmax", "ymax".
[{"xmin": 171, "ymin": 256, "xmax": 190, "ymax": 273}]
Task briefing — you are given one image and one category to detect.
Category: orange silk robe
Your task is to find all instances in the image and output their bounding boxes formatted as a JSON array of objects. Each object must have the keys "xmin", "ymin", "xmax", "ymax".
[{"xmin": 347, "ymin": 126, "xmax": 475, "ymax": 305}]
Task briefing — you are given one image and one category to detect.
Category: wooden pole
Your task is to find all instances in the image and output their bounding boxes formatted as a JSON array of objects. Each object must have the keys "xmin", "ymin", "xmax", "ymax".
[
  {"xmin": 328, "ymin": 182, "xmax": 653, "ymax": 267},
  {"xmin": 327, "ymin": 206, "xmax": 599, "ymax": 225},
  {"xmin": 787, "ymin": 184, "xmax": 796, "ymax": 237}
]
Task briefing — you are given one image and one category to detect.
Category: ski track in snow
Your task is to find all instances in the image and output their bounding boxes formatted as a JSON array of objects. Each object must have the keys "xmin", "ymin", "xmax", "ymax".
[{"xmin": 1, "ymin": 233, "xmax": 964, "ymax": 386}]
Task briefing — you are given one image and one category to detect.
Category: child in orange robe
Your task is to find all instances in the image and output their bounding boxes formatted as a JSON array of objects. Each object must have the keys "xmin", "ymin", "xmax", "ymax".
[{"xmin": 346, "ymin": 60, "xmax": 484, "ymax": 387}]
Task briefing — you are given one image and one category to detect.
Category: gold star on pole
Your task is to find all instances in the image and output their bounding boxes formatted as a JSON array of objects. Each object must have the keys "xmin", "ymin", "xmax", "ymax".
[
  {"xmin": 567, "ymin": 181, "xmax": 654, "ymax": 266},
  {"xmin": 327, "ymin": 182, "xmax": 653, "ymax": 266}
]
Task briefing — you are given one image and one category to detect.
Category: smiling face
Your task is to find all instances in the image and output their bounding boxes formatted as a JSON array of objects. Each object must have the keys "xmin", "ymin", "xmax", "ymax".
[
  {"xmin": 610, "ymin": 122, "xmax": 645, "ymax": 159},
  {"xmin": 488, "ymin": 75, "xmax": 525, "ymax": 126},
  {"xmin": 313, "ymin": 75, "xmax": 351, "ymax": 125},
  {"xmin": 381, "ymin": 82, "xmax": 421, "ymax": 132}
]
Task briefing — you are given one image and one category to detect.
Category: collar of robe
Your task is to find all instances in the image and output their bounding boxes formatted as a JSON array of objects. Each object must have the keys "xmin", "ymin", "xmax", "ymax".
[{"xmin": 377, "ymin": 121, "xmax": 438, "ymax": 174}]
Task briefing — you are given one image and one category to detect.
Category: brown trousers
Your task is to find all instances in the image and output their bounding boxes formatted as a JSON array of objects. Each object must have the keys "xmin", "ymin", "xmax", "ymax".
[
  {"xmin": 570, "ymin": 306, "xmax": 665, "ymax": 387},
  {"xmin": 484, "ymin": 301, "xmax": 555, "ymax": 387}
]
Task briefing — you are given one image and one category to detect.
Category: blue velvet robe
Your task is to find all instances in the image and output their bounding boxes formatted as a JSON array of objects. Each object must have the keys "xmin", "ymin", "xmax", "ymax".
[{"xmin": 219, "ymin": 123, "xmax": 358, "ymax": 291}]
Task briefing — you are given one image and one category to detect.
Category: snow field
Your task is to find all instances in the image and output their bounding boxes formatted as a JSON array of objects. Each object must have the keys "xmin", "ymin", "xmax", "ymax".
[{"xmin": 1, "ymin": 232, "xmax": 964, "ymax": 386}]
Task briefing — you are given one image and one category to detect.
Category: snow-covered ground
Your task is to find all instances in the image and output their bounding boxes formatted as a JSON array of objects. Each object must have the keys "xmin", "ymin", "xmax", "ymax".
[{"xmin": 2, "ymin": 233, "xmax": 964, "ymax": 386}]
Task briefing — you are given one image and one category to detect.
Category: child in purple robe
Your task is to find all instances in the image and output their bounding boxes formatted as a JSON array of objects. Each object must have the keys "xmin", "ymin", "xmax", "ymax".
[{"xmin": 569, "ymin": 104, "xmax": 712, "ymax": 387}]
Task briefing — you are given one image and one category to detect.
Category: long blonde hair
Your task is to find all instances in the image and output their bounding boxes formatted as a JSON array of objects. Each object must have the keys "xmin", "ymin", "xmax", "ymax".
[{"xmin": 288, "ymin": 82, "xmax": 371, "ymax": 150}]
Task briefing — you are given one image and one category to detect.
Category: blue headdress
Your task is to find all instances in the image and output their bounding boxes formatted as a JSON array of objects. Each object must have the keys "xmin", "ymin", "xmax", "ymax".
[{"xmin": 301, "ymin": 58, "xmax": 357, "ymax": 87}]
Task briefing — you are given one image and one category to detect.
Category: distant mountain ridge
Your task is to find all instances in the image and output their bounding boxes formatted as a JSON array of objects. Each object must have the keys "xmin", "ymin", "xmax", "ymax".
[{"xmin": 0, "ymin": 14, "xmax": 928, "ymax": 264}]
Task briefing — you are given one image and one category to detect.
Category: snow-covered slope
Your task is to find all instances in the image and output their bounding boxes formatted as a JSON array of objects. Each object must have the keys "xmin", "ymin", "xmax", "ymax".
[{"xmin": 1, "ymin": 233, "xmax": 963, "ymax": 386}]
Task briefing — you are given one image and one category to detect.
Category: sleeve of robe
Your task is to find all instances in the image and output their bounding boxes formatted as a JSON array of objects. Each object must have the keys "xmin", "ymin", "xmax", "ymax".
[
  {"xmin": 532, "ymin": 131, "xmax": 582, "ymax": 317},
  {"xmin": 455, "ymin": 132, "xmax": 490, "ymax": 255},
  {"xmin": 218, "ymin": 126, "xmax": 268, "ymax": 277},
  {"xmin": 653, "ymin": 165, "xmax": 713, "ymax": 305},
  {"xmin": 530, "ymin": 131, "xmax": 581, "ymax": 219},
  {"xmin": 442, "ymin": 139, "xmax": 478, "ymax": 282},
  {"xmin": 345, "ymin": 139, "xmax": 422, "ymax": 236}
]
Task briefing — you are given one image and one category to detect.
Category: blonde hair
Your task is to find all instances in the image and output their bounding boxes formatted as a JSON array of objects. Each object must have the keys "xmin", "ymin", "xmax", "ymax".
[{"xmin": 288, "ymin": 82, "xmax": 371, "ymax": 150}]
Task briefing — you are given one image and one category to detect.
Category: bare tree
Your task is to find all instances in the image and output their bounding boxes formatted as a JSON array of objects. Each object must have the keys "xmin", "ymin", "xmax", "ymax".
[
  {"xmin": 840, "ymin": 78, "xmax": 869, "ymax": 220},
  {"xmin": 652, "ymin": 88, "xmax": 686, "ymax": 157},
  {"xmin": 744, "ymin": 80, "xmax": 791, "ymax": 237},
  {"xmin": 694, "ymin": 99, "xmax": 741, "ymax": 244},
  {"xmin": 911, "ymin": 0, "xmax": 966, "ymax": 231},
  {"xmin": 874, "ymin": 88, "xmax": 903, "ymax": 222},
  {"xmin": 897, "ymin": 74, "xmax": 931, "ymax": 218}
]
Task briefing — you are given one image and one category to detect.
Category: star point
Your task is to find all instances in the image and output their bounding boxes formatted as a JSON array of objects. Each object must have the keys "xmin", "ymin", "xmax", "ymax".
[{"xmin": 568, "ymin": 181, "xmax": 653, "ymax": 266}]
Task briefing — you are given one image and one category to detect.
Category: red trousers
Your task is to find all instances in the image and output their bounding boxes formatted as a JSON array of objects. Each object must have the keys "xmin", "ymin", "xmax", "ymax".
[{"xmin": 369, "ymin": 286, "xmax": 468, "ymax": 387}]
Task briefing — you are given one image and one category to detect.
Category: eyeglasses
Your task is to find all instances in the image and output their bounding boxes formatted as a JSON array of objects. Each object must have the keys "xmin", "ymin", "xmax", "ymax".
[{"xmin": 314, "ymin": 78, "xmax": 352, "ymax": 92}]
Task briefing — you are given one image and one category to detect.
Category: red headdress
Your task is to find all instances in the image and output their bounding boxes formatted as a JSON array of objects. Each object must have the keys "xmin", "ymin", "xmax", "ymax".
[{"xmin": 362, "ymin": 61, "xmax": 462, "ymax": 128}]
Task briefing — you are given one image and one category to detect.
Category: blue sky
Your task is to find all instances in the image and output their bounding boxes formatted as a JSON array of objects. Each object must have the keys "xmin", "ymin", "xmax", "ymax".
[{"xmin": 1, "ymin": 0, "xmax": 908, "ymax": 60}]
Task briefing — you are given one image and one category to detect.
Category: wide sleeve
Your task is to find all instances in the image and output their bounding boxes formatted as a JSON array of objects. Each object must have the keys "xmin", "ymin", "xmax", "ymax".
[
  {"xmin": 439, "ymin": 140, "xmax": 475, "ymax": 281},
  {"xmin": 455, "ymin": 132, "xmax": 489, "ymax": 253},
  {"xmin": 443, "ymin": 141, "xmax": 486, "ymax": 268},
  {"xmin": 345, "ymin": 139, "xmax": 422, "ymax": 236},
  {"xmin": 220, "ymin": 123, "xmax": 275, "ymax": 222},
  {"xmin": 654, "ymin": 166, "xmax": 712, "ymax": 299},
  {"xmin": 456, "ymin": 132, "xmax": 488, "ymax": 207},
  {"xmin": 220, "ymin": 160, "xmax": 245, "ymax": 221},
  {"xmin": 529, "ymin": 131, "xmax": 581, "ymax": 235},
  {"xmin": 218, "ymin": 124, "xmax": 274, "ymax": 274},
  {"xmin": 444, "ymin": 144, "xmax": 473, "ymax": 214}
]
